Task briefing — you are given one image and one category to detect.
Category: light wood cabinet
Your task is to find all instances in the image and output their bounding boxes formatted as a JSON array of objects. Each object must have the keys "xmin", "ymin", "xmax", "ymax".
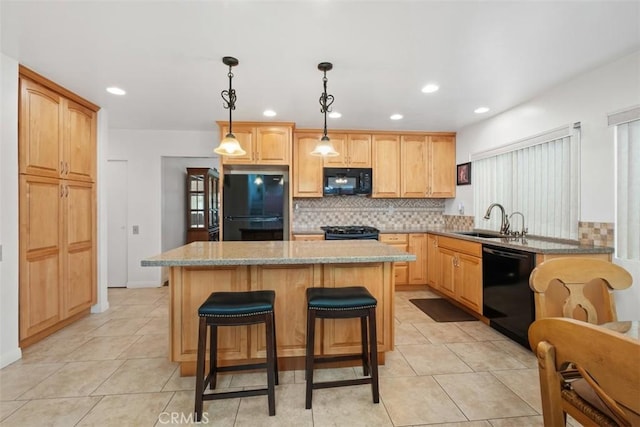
[
  {"xmin": 429, "ymin": 135, "xmax": 456, "ymax": 198},
  {"xmin": 19, "ymin": 76, "xmax": 96, "ymax": 183},
  {"xmin": 292, "ymin": 234, "xmax": 325, "ymax": 241},
  {"xmin": 436, "ymin": 236, "xmax": 482, "ymax": 313},
  {"xmin": 426, "ymin": 234, "xmax": 439, "ymax": 288},
  {"xmin": 293, "ymin": 132, "xmax": 324, "ymax": 197},
  {"xmin": 372, "ymin": 134, "xmax": 401, "ymax": 197},
  {"xmin": 400, "ymin": 135, "xmax": 455, "ymax": 198},
  {"xmin": 170, "ymin": 262, "xmax": 394, "ymax": 374},
  {"xmin": 408, "ymin": 233, "xmax": 428, "ymax": 285},
  {"xmin": 18, "ymin": 67, "xmax": 98, "ymax": 347},
  {"xmin": 324, "ymin": 134, "xmax": 372, "ymax": 168},
  {"xmin": 380, "ymin": 234, "xmax": 409, "ymax": 285},
  {"xmin": 217, "ymin": 122, "xmax": 293, "ymax": 166}
]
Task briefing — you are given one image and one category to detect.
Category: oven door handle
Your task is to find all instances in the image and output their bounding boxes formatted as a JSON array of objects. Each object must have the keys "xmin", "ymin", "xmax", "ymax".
[{"xmin": 482, "ymin": 247, "xmax": 531, "ymax": 260}]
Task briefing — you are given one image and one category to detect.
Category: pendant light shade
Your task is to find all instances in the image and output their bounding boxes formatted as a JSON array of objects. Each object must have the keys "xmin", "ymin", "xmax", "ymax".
[
  {"xmin": 311, "ymin": 62, "xmax": 339, "ymax": 157},
  {"xmin": 214, "ymin": 56, "xmax": 247, "ymax": 157}
]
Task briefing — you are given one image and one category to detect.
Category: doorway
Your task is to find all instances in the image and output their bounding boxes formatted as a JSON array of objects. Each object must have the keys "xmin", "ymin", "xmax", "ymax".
[{"xmin": 107, "ymin": 160, "xmax": 128, "ymax": 287}]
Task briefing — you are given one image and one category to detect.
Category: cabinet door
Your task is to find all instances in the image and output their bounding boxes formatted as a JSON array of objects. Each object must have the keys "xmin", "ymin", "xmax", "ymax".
[
  {"xmin": 251, "ymin": 265, "xmax": 316, "ymax": 358},
  {"xmin": 64, "ymin": 99, "xmax": 96, "ymax": 182},
  {"xmin": 438, "ymin": 247, "xmax": 457, "ymax": 299},
  {"xmin": 322, "ymin": 134, "xmax": 348, "ymax": 167},
  {"xmin": 426, "ymin": 234, "xmax": 439, "ymax": 288},
  {"xmin": 347, "ymin": 134, "xmax": 372, "ymax": 167},
  {"xmin": 429, "ymin": 136, "xmax": 456, "ymax": 198},
  {"xmin": 63, "ymin": 180, "xmax": 96, "ymax": 317},
  {"xmin": 322, "ymin": 263, "xmax": 387, "ymax": 354},
  {"xmin": 293, "ymin": 133, "xmax": 324, "ymax": 197},
  {"xmin": 292, "ymin": 234, "xmax": 325, "ymax": 241},
  {"xmin": 456, "ymin": 253, "xmax": 482, "ymax": 313},
  {"xmin": 401, "ymin": 136, "xmax": 429, "ymax": 198},
  {"xmin": 19, "ymin": 175, "xmax": 63, "ymax": 341},
  {"xmin": 219, "ymin": 126, "xmax": 255, "ymax": 164},
  {"xmin": 256, "ymin": 126, "xmax": 291, "ymax": 165},
  {"xmin": 408, "ymin": 233, "xmax": 428, "ymax": 285},
  {"xmin": 19, "ymin": 77, "xmax": 63, "ymax": 178},
  {"xmin": 372, "ymin": 135, "xmax": 400, "ymax": 197}
]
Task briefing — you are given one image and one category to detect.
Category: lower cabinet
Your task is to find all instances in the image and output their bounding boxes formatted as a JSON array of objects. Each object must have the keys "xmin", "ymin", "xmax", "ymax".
[
  {"xmin": 292, "ymin": 234, "xmax": 325, "ymax": 241},
  {"xmin": 436, "ymin": 236, "xmax": 483, "ymax": 314},
  {"xmin": 379, "ymin": 234, "xmax": 409, "ymax": 285},
  {"xmin": 19, "ymin": 175, "xmax": 96, "ymax": 345},
  {"xmin": 381, "ymin": 232, "xmax": 428, "ymax": 286},
  {"xmin": 426, "ymin": 234, "xmax": 439, "ymax": 288}
]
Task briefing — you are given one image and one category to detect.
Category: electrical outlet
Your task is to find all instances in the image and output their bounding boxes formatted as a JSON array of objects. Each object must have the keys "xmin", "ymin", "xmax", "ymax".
[{"xmin": 133, "ymin": 225, "xmax": 139, "ymax": 235}]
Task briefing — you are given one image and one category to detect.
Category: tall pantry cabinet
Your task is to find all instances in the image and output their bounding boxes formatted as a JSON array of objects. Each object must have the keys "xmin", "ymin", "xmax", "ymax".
[{"xmin": 18, "ymin": 66, "xmax": 99, "ymax": 347}]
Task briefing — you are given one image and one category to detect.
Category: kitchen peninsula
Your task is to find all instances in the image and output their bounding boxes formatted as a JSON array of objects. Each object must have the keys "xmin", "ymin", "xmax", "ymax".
[{"xmin": 142, "ymin": 240, "xmax": 415, "ymax": 375}]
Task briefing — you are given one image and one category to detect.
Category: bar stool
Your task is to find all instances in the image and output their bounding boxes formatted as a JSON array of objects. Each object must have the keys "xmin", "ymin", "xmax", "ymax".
[
  {"xmin": 194, "ymin": 290, "xmax": 278, "ymax": 421},
  {"xmin": 304, "ymin": 286, "xmax": 379, "ymax": 409}
]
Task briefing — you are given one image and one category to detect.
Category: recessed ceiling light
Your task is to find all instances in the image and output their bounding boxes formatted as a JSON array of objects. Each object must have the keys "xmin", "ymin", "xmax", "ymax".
[
  {"xmin": 390, "ymin": 114, "xmax": 403, "ymax": 120},
  {"xmin": 421, "ymin": 84, "xmax": 439, "ymax": 93},
  {"xmin": 263, "ymin": 109, "xmax": 277, "ymax": 117},
  {"xmin": 474, "ymin": 107, "xmax": 490, "ymax": 114},
  {"xmin": 106, "ymin": 87, "xmax": 126, "ymax": 96},
  {"xmin": 328, "ymin": 111, "xmax": 342, "ymax": 119}
]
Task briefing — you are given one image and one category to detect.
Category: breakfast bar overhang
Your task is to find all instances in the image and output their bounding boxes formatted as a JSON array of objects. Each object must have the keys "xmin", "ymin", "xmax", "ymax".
[{"xmin": 142, "ymin": 240, "xmax": 415, "ymax": 375}]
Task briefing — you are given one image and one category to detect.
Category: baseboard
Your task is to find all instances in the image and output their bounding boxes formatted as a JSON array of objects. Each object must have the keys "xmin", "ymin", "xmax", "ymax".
[{"xmin": 0, "ymin": 345, "xmax": 22, "ymax": 369}]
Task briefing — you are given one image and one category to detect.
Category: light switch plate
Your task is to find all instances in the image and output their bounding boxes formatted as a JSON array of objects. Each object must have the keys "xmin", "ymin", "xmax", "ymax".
[{"xmin": 133, "ymin": 225, "xmax": 139, "ymax": 235}]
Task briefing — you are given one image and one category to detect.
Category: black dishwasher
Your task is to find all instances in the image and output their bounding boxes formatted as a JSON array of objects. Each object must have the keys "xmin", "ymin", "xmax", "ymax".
[{"xmin": 482, "ymin": 245, "xmax": 536, "ymax": 348}]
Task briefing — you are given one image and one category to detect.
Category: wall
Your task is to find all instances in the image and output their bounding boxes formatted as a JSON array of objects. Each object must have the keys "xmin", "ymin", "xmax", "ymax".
[
  {"xmin": 450, "ymin": 50, "xmax": 640, "ymax": 319},
  {"xmin": 0, "ymin": 54, "xmax": 21, "ymax": 367},
  {"xmin": 108, "ymin": 130, "xmax": 218, "ymax": 287},
  {"xmin": 449, "ymin": 50, "xmax": 640, "ymax": 220}
]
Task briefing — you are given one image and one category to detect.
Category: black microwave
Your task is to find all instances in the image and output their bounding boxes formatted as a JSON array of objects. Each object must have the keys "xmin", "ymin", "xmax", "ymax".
[{"xmin": 323, "ymin": 168, "xmax": 372, "ymax": 196}]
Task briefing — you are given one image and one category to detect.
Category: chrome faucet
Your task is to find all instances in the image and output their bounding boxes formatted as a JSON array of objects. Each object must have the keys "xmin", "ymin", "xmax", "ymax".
[
  {"xmin": 484, "ymin": 203, "xmax": 510, "ymax": 235},
  {"xmin": 508, "ymin": 211, "xmax": 528, "ymax": 237}
]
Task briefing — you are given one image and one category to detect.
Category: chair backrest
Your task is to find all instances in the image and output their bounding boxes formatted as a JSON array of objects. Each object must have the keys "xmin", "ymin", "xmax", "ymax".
[
  {"xmin": 529, "ymin": 317, "xmax": 640, "ymax": 426},
  {"xmin": 529, "ymin": 258, "xmax": 632, "ymax": 324}
]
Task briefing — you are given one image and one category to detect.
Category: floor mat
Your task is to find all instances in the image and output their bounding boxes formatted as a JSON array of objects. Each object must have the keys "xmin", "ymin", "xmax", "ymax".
[{"xmin": 409, "ymin": 298, "xmax": 477, "ymax": 322}]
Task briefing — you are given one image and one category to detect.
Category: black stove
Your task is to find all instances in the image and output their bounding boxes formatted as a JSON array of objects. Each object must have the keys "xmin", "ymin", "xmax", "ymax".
[{"xmin": 321, "ymin": 225, "xmax": 380, "ymax": 240}]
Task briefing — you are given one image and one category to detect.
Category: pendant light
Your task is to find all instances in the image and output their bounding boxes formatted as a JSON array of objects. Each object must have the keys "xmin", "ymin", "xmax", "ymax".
[
  {"xmin": 310, "ymin": 62, "xmax": 339, "ymax": 157},
  {"xmin": 214, "ymin": 56, "xmax": 246, "ymax": 157}
]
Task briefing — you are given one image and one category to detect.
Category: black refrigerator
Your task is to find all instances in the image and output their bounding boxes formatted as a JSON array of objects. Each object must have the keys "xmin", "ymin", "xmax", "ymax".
[{"xmin": 222, "ymin": 173, "xmax": 287, "ymax": 241}]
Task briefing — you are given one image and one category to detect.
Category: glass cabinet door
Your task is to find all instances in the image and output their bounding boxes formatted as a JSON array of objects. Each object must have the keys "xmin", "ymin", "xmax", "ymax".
[
  {"xmin": 186, "ymin": 167, "xmax": 220, "ymax": 243},
  {"xmin": 188, "ymin": 173, "xmax": 206, "ymax": 228}
]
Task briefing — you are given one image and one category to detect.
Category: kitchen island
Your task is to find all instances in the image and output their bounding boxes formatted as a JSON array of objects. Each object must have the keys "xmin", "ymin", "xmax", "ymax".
[{"xmin": 142, "ymin": 240, "xmax": 415, "ymax": 375}]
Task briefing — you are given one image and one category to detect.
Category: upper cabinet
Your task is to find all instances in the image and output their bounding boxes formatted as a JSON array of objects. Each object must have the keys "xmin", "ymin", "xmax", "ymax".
[
  {"xmin": 400, "ymin": 134, "xmax": 456, "ymax": 198},
  {"xmin": 19, "ymin": 76, "xmax": 97, "ymax": 183},
  {"xmin": 217, "ymin": 122, "xmax": 293, "ymax": 166},
  {"xmin": 293, "ymin": 131, "xmax": 324, "ymax": 198},
  {"xmin": 324, "ymin": 134, "xmax": 372, "ymax": 168},
  {"xmin": 372, "ymin": 134, "xmax": 401, "ymax": 197}
]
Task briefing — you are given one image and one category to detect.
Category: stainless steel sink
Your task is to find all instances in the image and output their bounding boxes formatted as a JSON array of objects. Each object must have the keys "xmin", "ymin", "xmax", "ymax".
[{"xmin": 453, "ymin": 231, "xmax": 503, "ymax": 239}]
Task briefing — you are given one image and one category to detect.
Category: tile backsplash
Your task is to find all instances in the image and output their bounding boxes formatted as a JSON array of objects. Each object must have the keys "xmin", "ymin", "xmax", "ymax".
[
  {"xmin": 578, "ymin": 221, "xmax": 614, "ymax": 247},
  {"xmin": 443, "ymin": 215, "xmax": 475, "ymax": 230},
  {"xmin": 292, "ymin": 197, "xmax": 445, "ymax": 230}
]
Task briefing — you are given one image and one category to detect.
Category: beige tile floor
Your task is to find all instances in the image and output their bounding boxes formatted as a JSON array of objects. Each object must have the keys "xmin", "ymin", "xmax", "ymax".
[{"xmin": 0, "ymin": 287, "xmax": 573, "ymax": 426}]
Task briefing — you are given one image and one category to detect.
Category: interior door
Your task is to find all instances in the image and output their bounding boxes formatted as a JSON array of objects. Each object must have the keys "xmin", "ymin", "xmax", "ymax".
[{"xmin": 107, "ymin": 160, "xmax": 128, "ymax": 287}]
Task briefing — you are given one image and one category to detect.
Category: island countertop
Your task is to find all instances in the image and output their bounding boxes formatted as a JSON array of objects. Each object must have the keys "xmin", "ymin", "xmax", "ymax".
[{"xmin": 142, "ymin": 240, "xmax": 416, "ymax": 267}]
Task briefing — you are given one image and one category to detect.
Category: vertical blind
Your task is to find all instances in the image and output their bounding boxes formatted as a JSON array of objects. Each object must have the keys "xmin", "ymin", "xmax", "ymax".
[
  {"xmin": 471, "ymin": 125, "xmax": 580, "ymax": 239},
  {"xmin": 614, "ymin": 118, "xmax": 640, "ymax": 261}
]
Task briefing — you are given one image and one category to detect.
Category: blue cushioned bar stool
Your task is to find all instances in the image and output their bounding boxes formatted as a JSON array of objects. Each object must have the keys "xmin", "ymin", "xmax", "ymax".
[
  {"xmin": 194, "ymin": 290, "xmax": 278, "ymax": 421},
  {"xmin": 305, "ymin": 286, "xmax": 379, "ymax": 409}
]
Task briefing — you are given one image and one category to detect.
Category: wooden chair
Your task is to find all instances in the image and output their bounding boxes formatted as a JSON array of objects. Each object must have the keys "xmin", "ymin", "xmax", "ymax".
[
  {"xmin": 529, "ymin": 258, "xmax": 632, "ymax": 324},
  {"xmin": 529, "ymin": 317, "xmax": 640, "ymax": 427}
]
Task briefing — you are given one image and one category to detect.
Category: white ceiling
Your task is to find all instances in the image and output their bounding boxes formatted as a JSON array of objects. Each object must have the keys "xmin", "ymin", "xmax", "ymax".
[{"xmin": 2, "ymin": 1, "xmax": 639, "ymax": 133}]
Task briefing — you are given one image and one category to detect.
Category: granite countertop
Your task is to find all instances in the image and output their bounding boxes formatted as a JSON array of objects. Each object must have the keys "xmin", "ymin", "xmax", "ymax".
[
  {"xmin": 292, "ymin": 227, "xmax": 613, "ymax": 255},
  {"xmin": 141, "ymin": 240, "xmax": 416, "ymax": 267}
]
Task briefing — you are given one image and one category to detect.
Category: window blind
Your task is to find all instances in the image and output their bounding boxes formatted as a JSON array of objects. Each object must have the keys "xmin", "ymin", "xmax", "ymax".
[
  {"xmin": 472, "ymin": 126, "xmax": 580, "ymax": 239},
  {"xmin": 613, "ymin": 118, "xmax": 639, "ymax": 261}
]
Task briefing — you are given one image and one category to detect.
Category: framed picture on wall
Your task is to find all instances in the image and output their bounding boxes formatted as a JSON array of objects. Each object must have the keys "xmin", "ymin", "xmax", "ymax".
[{"xmin": 457, "ymin": 162, "xmax": 471, "ymax": 185}]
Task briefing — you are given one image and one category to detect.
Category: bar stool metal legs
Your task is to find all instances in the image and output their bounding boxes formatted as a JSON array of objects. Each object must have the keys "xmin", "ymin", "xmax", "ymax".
[
  {"xmin": 194, "ymin": 291, "xmax": 278, "ymax": 421},
  {"xmin": 304, "ymin": 286, "xmax": 379, "ymax": 409}
]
